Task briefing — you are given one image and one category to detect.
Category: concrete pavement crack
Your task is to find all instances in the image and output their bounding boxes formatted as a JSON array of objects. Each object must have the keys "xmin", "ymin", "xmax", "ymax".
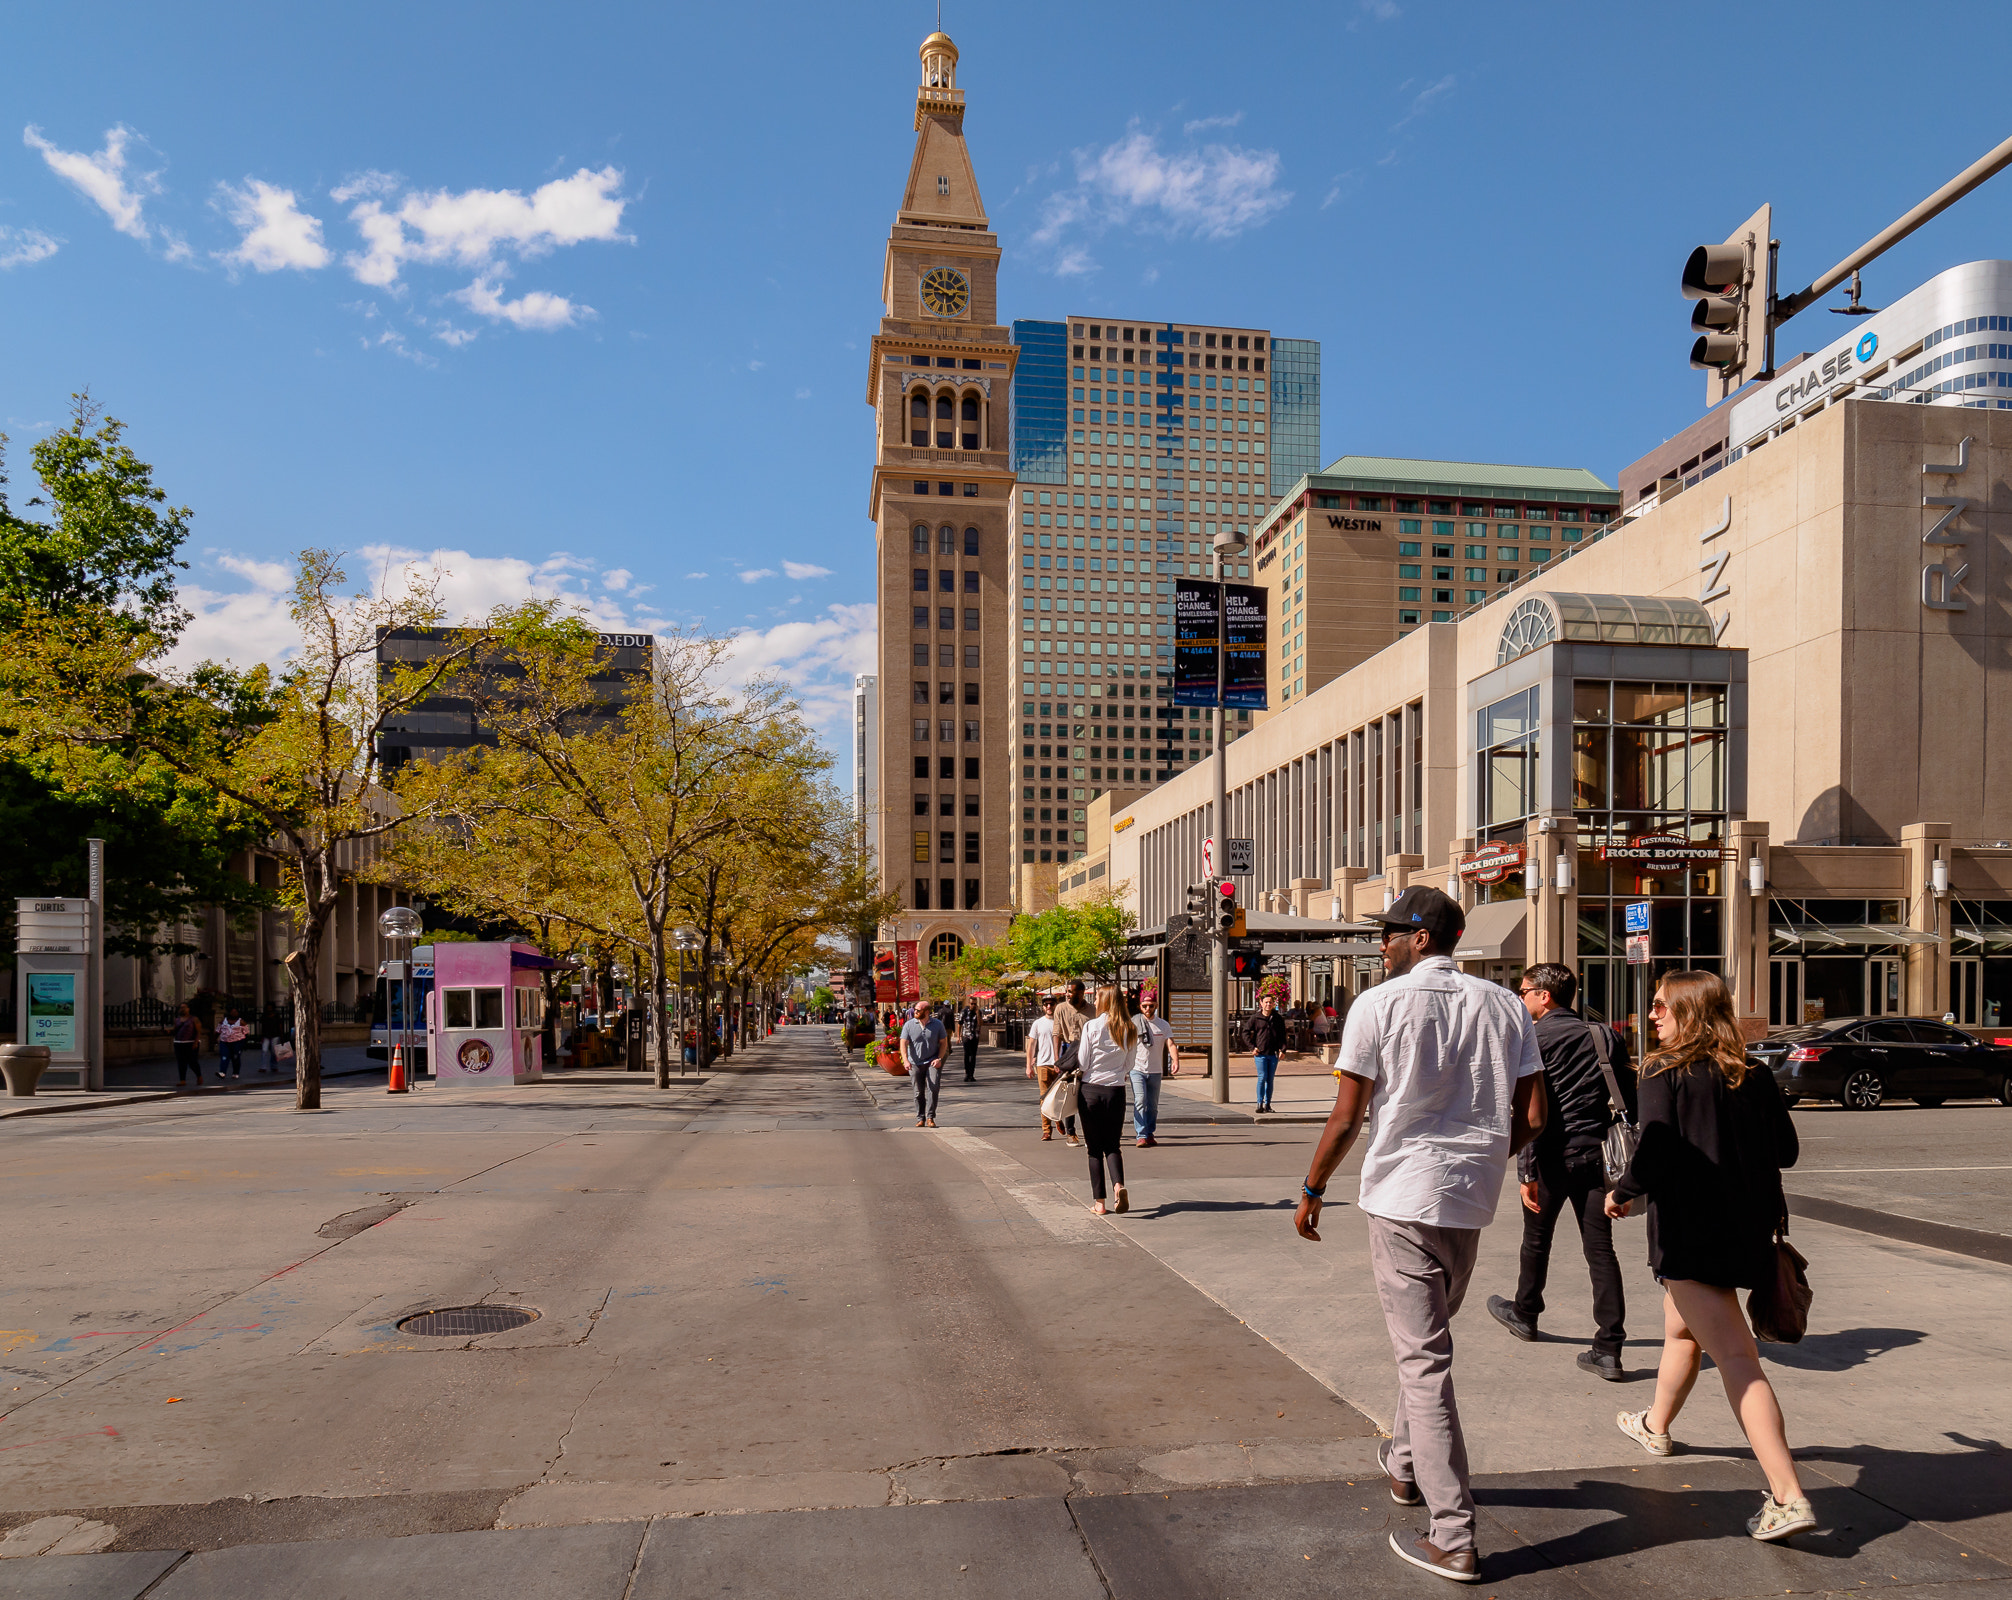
[{"xmin": 532, "ymin": 1351, "xmax": 620, "ymax": 1491}]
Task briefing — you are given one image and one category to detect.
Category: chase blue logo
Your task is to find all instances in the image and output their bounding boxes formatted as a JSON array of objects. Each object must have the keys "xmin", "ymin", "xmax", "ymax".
[{"xmin": 1856, "ymin": 331, "xmax": 1879, "ymax": 363}]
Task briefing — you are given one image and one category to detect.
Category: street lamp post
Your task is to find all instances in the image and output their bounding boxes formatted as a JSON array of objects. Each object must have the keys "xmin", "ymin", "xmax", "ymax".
[
  {"xmin": 1209, "ymin": 524, "xmax": 1248, "ymax": 1106},
  {"xmin": 377, "ymin": 905, "xmax": 423, "ymax": 1092},
  {"xmin": 672, "ymin": 926, "xmax": 701, "ymax": 1079}
]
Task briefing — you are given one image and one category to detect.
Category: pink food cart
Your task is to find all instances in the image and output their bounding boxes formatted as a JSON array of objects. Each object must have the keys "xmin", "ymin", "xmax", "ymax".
[{"xmin": 428, "ymin": 942, "xmax": 556, "ymax": 1086}]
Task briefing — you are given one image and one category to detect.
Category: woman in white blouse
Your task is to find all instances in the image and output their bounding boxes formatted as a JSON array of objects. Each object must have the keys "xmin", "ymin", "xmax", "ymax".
[{"xmin": 1074, "ymin": 986, "xmax": 1138, "ymax": 1214}]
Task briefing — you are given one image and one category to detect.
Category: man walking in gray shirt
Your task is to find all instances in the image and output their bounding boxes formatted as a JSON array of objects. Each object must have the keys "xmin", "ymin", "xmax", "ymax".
[
  {"xmin": 901, "ymin": 1000, "xmax": 950, "ymax": 1128},
  {"xmin": 1294, "ymin": 886, "xmax": 1546, "ymax": 1583}
]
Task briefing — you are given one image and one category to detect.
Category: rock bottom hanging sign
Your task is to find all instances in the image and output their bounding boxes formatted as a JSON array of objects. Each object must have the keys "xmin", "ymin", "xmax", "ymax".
[
  {"xmin": 1598, "ymin": 833, "xmax": 1729, "ymax": 865},
  {"xmin": 1457, "ymin": 843, "xmax": 1526, "ymax": 883}
]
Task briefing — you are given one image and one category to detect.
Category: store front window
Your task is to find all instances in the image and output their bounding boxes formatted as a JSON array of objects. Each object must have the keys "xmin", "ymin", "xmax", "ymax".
[
  {"xmin": 1573, "ymin": 678, "xmax": 1729, "ymax": 1027},
  {"xmin": 1474, "ymin": 686, "xmax": 1535, "ymax": 901}
]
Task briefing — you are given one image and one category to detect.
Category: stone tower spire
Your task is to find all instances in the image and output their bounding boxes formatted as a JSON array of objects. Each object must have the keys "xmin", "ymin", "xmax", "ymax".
[{"xmin": 896, "ymin": 32, "xmax": 988, "ymax": 235}]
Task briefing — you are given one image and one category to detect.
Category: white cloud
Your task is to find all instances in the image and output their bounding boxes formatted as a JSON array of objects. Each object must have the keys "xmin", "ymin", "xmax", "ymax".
[
  {"xmin": 782, "ymin": 561, "xmax": 833, "ymax": 580},
  {"xmin": 724, "ymin": 601, "xmax": 878, "ymax": 750},
  {"xmin": 601, "ymin": 568, "xmax": 632, "ymax": 591},
  {"xmin": 0, "ymin": 226, "xmax": 60, "ymax": 268},
  {"xmin": 23, "ymin": 124, "xmax": 158, "ymax": 242},
  {"xmin": 215, "ymin": 179, "xmax": 329, "ymax": 272},
  {"xmin": 1182, "ymin": 112, "xmax": 1244, "ymax": 135},
  {"xmin": 1348, "ymin": 0, "xmax": 1401, "ymax": 25},
  {"xmin": 432, "ymin": 324, "xmax": 478, "ymax": 347},
  {"xmin": 340, "ymin": 165, "xmax": 629, "ymax": 288},
  {"xmin": 1031, "ymin": 125, "xmax": 1290, "ymax": 270},
  {"xmin": 1393, "ymin": 74, "xmax": 1456, "ymax": 131},
  {"xmin": 738, "ymin": 568, "xmax": 777, "ymax": 583},
  {"xmin": 452, "ymin": 276, "xmax": 590, "ymax": 330},
  {"xmin": 794, "ymin": 387, "xmax": 811, "ymax": 400},
  {"xmin": 684, "ymin": 571, "xmax": 709, "ymax": 580}
]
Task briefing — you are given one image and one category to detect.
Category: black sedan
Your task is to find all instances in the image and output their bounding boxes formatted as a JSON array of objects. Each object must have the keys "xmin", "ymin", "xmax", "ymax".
[{"xmin": 1749, "ymin": 1016, "xmax": 2012, "ymax": 1110}]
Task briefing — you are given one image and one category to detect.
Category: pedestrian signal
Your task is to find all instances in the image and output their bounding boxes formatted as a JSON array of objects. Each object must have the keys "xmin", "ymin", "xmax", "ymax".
[{"xmin": 1227, "ymin": 945, "xmax": 1264, "ymax": 980}]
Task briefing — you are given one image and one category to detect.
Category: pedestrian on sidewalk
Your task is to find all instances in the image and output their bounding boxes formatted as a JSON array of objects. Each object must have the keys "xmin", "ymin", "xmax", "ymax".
[
  {"xmin": 1485, "ymin": 963, "xmax": 1635, "ymax": 1380},
  {"xmin": 1054, "ymin": 980, "xmax": 1088, "ymax": 1055},
  {"xmin": 1606, "ymin": 971, "xmax": 1814, "ymax": 1544},
  {"xmin": 1294, "ymin": 885, "xmax": 1546, "ymax": 1585},
  {"xmin": 1025, "ymin": 995, "xmax": 1078, "ymax": 1143},
  {"xmin": 216, "ymin": 1007, "xmax": 250, "ymax": 1081},
  {"xmin": 1242, "ymin": 991, "xmax": 1288, "ymax": 1113},
  {"xmin": 172, "ymin": 1003, "xmax": 204, "ymax": 1088},
  {"xmin": 1129, "ymin": 991, "xmax": 1179, "ymax": 1146},
  {"xmin": 1075, "ymin": 986, "xmax": 1135, "ymax": 1215},
  {"xmin": 901, "ymin": 999, "xmax": 949, "ymax": 1128},
  {"xmin": 958, "ymin": 1003, "xmax": 980, "ymax": 1082}
]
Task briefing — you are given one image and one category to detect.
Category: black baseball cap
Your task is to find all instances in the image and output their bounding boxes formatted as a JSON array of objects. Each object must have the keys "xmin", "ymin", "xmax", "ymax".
[{"xmin": 1372, "ymin": 885, "xmax": 1465, "ymax": 949}]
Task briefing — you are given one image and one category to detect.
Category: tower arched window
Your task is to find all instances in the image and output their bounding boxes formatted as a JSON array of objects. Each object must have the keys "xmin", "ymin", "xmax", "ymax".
[
  {"xmin": 959, "ymin": 387, "xmax": 981, "ymax": 450},
  {"xmin": 913, "ymin": 524, "xmax": 930, "ymax": 554},
  {"xmin": 910, "ymin": 392, "xmax": 928, "ymax": 416},
  {"xmin": 934, "ymin": 388, "xmax": 954, "ymax": 449},
  {"xmin": 961, "ymin": 396, "xmax": 979, "ymax": 421},
  {"xmin": 964, "ymin": 527, "xmax": 980, "ymax": 556},
  {"xmin": 928, "ymin": 931, "xmax": 964, "ymax": 963},
  {"xmin": 935, "ymin": 395, "xmax": 953, "ymax": 419},
  {"xmin": 939, "ymin": 525, "xmax": 955, "ymax": 555},
  {"xmin": 909, "ymin": 389, "xmax": 929, "ymax": 447}
]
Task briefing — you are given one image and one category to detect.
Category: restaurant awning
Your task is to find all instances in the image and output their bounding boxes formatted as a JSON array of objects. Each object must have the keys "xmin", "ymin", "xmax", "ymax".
[
  {"xmin": 1454, "ymin": 899, "xmax": 1527, "ymax": 963},
  {"xmin": 1953, "ymin": 926, "xmax": 2012, "ymax": 951},
  {"xmin": 1771, "ymin": 923, "xmax": 1941, "ymax": 948}
]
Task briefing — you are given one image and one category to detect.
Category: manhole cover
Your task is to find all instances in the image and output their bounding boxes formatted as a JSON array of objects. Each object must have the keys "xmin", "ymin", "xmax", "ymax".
[{"xmin": 397, "ymin": 1305, "xmax": 539, "ymax": 1337}]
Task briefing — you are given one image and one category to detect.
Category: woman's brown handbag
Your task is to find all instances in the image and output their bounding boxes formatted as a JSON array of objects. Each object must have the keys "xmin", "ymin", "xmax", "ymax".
[{"xmin": 1747, "ymin": 1225, "xmax": 1813, "ymax": 1343}]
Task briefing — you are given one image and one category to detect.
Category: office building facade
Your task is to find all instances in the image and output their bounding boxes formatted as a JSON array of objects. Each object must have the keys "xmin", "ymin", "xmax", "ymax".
[
  {"xmin": 1253, "ymin": 458, "xmax": 1620, "ymax": 711},
  {"xmin": 1003, "ymin": 316, "xmax": 1320, "ymax": 877},
  {"xmin": 863, "ymin": 32, "xmax": 1016, "ymax": 963}
]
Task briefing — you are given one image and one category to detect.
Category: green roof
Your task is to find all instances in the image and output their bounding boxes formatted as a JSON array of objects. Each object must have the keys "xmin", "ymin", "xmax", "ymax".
[{"xmin": 1313, "ymin": 455, "xmax": 1616, "ymax": 497}]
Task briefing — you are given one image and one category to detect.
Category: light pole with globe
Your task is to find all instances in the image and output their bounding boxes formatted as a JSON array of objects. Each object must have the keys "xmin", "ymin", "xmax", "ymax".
[{"xmin": 377, "ymin": 904, "xmax": 424, "ymax": 1092}]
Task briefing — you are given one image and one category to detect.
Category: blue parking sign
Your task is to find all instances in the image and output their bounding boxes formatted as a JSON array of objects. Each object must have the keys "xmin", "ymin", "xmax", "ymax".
[{"xmin": 1624, "ymin": 901, "xmax": 1652, "ymax": 935}]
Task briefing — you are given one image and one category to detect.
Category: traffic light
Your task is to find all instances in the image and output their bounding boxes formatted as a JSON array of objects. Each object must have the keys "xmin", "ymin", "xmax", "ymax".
[
  {"xmin": 1214, "ymin": 880, "xmax": 1244, "ymax": 939},
  {"xmin": 1682, "ymin": 202, "xmax": 1771, "ymax": 404},
  {"xmin": 1185, "ymin": 882, "xmax": 1209, "ymax": 918},
  {"xmin": 1227, "ymin": 944, "xmax": 1264, "ymax": 980}
]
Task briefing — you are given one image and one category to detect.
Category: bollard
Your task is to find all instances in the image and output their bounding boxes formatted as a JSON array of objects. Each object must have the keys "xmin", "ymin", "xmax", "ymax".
[{"xmin": 388, "ymin": 1045, "xmax": 409, "ymax": 1094}]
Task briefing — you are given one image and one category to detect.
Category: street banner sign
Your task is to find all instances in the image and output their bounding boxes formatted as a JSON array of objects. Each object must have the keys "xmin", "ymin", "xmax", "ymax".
[
  {"xmin": 1625, "ymin": 933, "xmax": 1651, "ymax": 964},
  {"xmin": 873, "ymin": 947, "xmax": 898, "ymax": 1003},
  {"xmin": 1172, "ymin": 580, "xmax": 1220, "ymax": 706},
  {"xmin": 1222, "ymin": 583, "xmax": 1269, "ymax": 710},
  {"xmin": 1226, "ymin": 837, "xmax": 1254, "ymax": 874},
  {"xmin": 896, "ymin": 940, "xmax": 921, "ymax": 1003},
  {"xmin": 1624, "ymin": 901, "xmax": 1652, "ymax": 934}
]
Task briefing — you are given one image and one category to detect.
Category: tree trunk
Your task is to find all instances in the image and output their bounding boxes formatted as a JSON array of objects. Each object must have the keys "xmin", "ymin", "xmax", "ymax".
[
  {"xmin": 287, "ymin": 934, "xmax": 324, "ymax": 1111},
  {"xmin": 650, "ymin": 918, "xmax": 671, "ymax": 1090}
]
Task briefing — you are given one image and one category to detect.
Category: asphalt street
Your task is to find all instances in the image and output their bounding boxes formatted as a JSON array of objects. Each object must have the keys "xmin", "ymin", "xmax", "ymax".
[{"xmin": 1, "ymin": 1026, "xmax": 2007, "ymax": 1598}]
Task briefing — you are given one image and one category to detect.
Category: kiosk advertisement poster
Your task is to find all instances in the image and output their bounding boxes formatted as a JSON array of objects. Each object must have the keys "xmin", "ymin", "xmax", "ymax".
[
  {"xmin": 1222, "ymin": 583, "xmax": 1269, "ymax": 710},
  {"xmin": 1172, "ymin": 580, "xmax": 1220, "ymax": 705},
  {"xmin": 28, "ymin": 972, "xmax": 76, "ymax": 1051}
]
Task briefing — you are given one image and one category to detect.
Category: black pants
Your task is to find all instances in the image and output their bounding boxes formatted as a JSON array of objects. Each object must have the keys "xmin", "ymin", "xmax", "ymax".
[
  {"xmin": 962, "ymin": 1038, "xmax": 979, "ymax": 1080},
  {"xmin": 1078, "ymin": 1082, "xmax": 1128, "ymax": 1200},
  {"xmin": 1514, "ymin": 1156, "xmax": 1626, "ymax": 1356},
  {"xmin": 174, "ymin": 1042, "xmax": 201, "ymax": 1083}
]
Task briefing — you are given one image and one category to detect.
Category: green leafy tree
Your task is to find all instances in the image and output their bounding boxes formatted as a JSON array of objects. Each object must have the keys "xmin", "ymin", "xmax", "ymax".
[{"xmin": 1006, "ymin": 895, "xmax": 1137, "ymax": 983}]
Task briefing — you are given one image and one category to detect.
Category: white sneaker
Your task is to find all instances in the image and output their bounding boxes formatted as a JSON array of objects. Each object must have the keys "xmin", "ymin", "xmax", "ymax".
[
  {"xmin": 1748, "ymin": 1493, "xmax": 1817, "ymax": 1541},
  {"xmin": 1616, "ymin": 1409, "xmax": 1673, "ymax": 1456}
]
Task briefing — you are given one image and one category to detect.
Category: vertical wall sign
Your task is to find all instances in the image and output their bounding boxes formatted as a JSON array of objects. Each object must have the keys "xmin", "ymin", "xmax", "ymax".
[
  {"xmin": 1698, "ymin": 495, "xmax": 1732, "ymax": 638},
  {"xmin": 1922, "ymin": 436, "xmax": 1972, "ymax": 613}
]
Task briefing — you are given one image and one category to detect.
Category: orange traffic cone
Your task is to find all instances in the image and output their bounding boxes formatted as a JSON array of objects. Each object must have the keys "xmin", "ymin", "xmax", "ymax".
[{"xmin": 388, "ymin": 1045, "xmax": 409, "ymax": 1094}]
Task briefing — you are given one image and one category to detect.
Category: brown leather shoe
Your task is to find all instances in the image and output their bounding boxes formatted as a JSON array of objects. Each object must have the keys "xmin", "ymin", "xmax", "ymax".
[
  {"xmin": 1378, "ymin": 1441, "xmax": 1423, "ymax": 1507},
  {"xmin": 1041, "ymin": 1131, "xmax": 1053, "ymax": 1141},
  {"xmin": 1387, "ymin": 1531, "xmax": 1479, "ymax": 1583}
]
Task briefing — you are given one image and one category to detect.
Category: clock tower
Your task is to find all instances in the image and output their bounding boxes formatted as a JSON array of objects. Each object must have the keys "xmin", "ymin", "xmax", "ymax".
[{"xmin": 866, "ymin": 32, "xmax": 1017, "ymax": 964}]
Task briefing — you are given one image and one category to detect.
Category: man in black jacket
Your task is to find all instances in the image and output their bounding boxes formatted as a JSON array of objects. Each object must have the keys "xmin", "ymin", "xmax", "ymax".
[
  {"xmin": 1486, "ymin": 963, "xmax": 1635, "ymax": 1380},
  {"xmin": 1241, "ymin": 993, "xmax": 1290, "ymax": 1113}
]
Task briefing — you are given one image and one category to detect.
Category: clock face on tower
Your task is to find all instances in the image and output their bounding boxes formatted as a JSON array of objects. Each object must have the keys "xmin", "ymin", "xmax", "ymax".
[{"xmin": 920, "ymin": 267, "xmax": 970, "ymax": 319}]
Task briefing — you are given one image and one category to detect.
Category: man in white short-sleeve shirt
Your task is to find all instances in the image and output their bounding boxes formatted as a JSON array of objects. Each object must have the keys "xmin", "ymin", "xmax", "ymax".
[{"xmin": 1293, "ymin": 885, "xmax": 1545, "ymax": 1585}]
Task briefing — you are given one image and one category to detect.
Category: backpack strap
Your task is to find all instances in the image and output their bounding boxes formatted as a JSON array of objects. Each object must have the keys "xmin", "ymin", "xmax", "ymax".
[{"xmin": 1587, "ymin": 1021, "xmax": 1628, "ymax": 1118}]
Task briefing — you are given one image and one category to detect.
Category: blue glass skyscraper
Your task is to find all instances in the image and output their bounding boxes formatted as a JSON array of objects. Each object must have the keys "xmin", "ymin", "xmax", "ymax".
[{"xmin": 1010, "ymin": 319, "xmax": 1067, "ymax": 485}]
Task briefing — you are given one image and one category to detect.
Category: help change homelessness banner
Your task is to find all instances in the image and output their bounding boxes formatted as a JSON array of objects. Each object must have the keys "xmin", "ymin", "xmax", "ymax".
[
  {"xmin": 1172, "ymin": 580, "xmax": 1220, "ymax": 706},
  {"xmin": 1222, "ymin": 582, "xmax": 1269, "ymax": 710}
]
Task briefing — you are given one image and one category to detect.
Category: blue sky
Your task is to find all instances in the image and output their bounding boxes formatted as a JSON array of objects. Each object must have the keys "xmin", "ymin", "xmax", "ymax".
[{"xmin": 6, "ymin": 0, "xmax": 2011, "ymax": 759}]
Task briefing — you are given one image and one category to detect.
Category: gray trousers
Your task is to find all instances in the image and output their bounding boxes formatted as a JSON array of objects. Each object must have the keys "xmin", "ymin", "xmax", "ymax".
[{"xmin": 1366, "ymin": 1214, "xmax": 1482, "ymax": 1553}]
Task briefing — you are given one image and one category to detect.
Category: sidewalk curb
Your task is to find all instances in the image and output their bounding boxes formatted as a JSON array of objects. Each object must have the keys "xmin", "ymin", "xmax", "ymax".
[{"xmin": 0, "ymin": 1063, "xmax": 381, "ymax": 1120}]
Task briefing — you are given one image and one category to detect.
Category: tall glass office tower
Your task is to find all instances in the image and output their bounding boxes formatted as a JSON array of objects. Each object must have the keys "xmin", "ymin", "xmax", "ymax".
[
  {"xmin": 1269, "ymin": 338, "xmax": 1322, "ymax": 500},
  {"xmin": 1010, "ymin": 319, "xmax": 1068, "ymax": 485}
]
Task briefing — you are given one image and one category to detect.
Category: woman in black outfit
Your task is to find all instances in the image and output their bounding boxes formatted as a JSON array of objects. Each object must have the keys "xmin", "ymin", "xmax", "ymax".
[{"xmin": 1606, "ymin": 970, "xmax": 1814, "ymax": 1543}]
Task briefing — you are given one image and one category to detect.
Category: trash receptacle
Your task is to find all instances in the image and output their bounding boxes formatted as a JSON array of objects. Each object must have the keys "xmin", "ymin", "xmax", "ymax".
[{"xmin": 0, "ymin": 1044, "xmax": 53, "ymax": 1097}]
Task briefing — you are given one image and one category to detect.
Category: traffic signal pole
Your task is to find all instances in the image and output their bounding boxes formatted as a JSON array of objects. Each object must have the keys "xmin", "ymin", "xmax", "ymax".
[{"xmin": 1210, "ymin": 539, "xmax": 1230, "ymax": 1106}]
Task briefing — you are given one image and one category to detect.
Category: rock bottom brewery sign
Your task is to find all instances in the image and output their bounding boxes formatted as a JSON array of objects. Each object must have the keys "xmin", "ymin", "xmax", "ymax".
[
  {"xmin": 1598, "ymin": 833, "xmax": 1729, "ymax": 866},
  {"xmin": 1457, "ymin": 842, "xmax": 1526, "ymax": 883}
]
